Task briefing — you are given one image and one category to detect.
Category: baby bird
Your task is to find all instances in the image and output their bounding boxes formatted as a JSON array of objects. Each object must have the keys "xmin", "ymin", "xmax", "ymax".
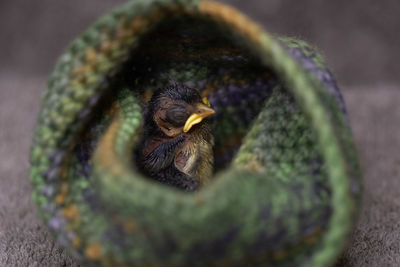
[{"xmin": 136, "ymin": 84, "xmax": 215, "ymax": 191}]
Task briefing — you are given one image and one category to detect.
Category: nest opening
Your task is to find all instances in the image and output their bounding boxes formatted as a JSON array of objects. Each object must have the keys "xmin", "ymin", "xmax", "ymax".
[
  {"xmin": 121, "ymin": 15, "xmax": 277, "ymax": 172},
  {"xmin": 74, "ymin": 13, "xmax": 324, "ymax": 194}
]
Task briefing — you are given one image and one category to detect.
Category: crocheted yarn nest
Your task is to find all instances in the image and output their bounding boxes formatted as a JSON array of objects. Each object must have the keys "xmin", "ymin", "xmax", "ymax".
[{"xmin": 30, "ymin": 0, "xmax": 362, "ymax": 266}]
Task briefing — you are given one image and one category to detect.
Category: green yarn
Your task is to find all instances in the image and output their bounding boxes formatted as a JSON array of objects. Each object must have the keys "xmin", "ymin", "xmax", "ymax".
[{"xmin": 30, "ymin": 1, "xmax": 361, "ymax": 266}]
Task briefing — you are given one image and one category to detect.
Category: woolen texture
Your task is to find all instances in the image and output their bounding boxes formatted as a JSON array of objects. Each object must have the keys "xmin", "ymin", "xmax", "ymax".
[
  {"xmin": 26, "ymin": 0, "xmax": 361, "ymax": 265},
  {"xmin": 0, "ymin": 75, "xmax": 397, "ymax": 266}
]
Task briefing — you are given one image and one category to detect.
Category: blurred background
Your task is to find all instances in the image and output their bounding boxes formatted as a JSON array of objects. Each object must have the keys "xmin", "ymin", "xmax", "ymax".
[
  {"xmin": 0, "ymin": 1, "xmax": 399, "ymax": 266},
  {"xmin": 1, "ymin": 0, "xmax": 399, "ymax": 86}
]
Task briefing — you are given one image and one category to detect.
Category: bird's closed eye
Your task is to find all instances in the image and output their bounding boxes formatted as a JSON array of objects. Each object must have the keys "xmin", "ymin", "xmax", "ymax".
[{"xmin": 166, "ymin": 106, "xmax": 190, "ymax": 127}]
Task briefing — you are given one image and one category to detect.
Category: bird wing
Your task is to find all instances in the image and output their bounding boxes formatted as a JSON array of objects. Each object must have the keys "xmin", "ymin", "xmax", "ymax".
[{"xmin": 142, "ymin": 135, "xmax": 186, "ymax": 174}]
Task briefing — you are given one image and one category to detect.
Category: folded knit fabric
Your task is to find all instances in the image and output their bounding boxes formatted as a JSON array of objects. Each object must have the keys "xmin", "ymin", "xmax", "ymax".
[{"xmin": 30, "ymin": 0, "xmax": 362, "ymax": 266}]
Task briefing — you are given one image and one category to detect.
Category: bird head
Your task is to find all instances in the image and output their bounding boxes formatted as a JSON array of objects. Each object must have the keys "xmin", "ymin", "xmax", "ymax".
[{"xmin": 146, "ymin": 84, "xmax": 215, "ymax": 137}]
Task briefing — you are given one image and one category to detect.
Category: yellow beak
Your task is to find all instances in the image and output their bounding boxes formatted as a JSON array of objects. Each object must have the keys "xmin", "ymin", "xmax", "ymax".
[{"xmin": 183, "ymin": 103, "xmax": 215, "ymax": 133}]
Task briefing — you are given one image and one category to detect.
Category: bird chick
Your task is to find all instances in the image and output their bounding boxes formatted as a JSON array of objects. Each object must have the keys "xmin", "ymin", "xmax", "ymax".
[{"xmin": 136, "ymin": 84, "xmax": 215, "ymax": 191}]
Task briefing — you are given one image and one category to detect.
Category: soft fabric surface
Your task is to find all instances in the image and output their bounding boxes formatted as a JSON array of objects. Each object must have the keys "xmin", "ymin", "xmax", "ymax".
[{"xmin": 0, "ymin": 74, "xmax": 398, "ymax": 266}]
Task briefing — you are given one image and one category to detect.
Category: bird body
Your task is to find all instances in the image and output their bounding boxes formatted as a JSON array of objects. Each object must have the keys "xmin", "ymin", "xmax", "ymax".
[
  {"xmin": 136, "ymin": 84, "xmax": 215, "ymax": 191},
  {"xmin": 175, "ymin": 123, "xmax": 214, "ymax": 186}
]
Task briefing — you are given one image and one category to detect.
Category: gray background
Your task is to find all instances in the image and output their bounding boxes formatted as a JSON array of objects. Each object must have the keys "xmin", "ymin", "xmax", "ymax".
[
  {"xmin": 0, "ymin": 0, "xmax": 399, "ymax": 266},
  {"xmin": 1, "ymin": 0, "xmax": 399, "ymax": 86}
]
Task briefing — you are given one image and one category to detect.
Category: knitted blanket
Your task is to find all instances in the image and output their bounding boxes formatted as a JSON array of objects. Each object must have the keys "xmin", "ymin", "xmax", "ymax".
[
  {"xmin": 1, "ymin": 74, "xmax": 397, "ymax": 266},
  {"xmin": 12, "ymin": 0, "xmax": 364, "ymax": 266}
]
